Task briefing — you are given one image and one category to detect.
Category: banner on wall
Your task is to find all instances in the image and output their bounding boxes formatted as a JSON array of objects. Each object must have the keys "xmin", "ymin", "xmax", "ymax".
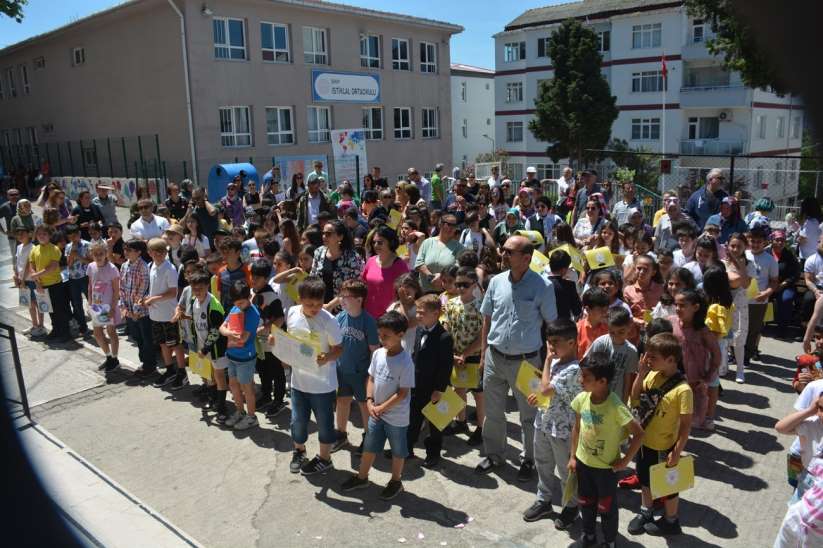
[
  {"xmin": 276, "ymin": 155, "xmax": 330, "ymax": 194},
  {"xmin": 55, "ymin": 176, "xmax": 165, "ymax": 207},
  {"xmin": 330, "ymin": 129, "xmax": 367, "ymax": 190}
]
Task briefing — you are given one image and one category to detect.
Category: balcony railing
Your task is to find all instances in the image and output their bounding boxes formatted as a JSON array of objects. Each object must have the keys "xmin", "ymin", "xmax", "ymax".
[
  {"xmin": 680, "ymin": 81, "xmax": 736, "ymax": 91},
  {"xmin": 679, "ymin": 139, "xmax": 745, "ymax": 155}
]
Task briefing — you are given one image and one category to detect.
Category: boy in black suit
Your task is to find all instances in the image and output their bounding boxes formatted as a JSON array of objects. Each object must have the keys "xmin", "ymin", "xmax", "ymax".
[
  {"xmin": 407, "ymin": 294, "xmax": 454, "ymax": 468},
  {"xmin": 548, "ymin": 250, "xmax": 582, "ymax": 321}
]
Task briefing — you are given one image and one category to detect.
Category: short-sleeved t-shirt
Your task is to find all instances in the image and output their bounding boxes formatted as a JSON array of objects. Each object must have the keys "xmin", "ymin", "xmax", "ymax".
[
  {"xmin": 571, "ymin": 391, "xmax": 634, "ymax": 469},
  {"xmin": 804, "ymin": 253, "xmax": 823, "ymax": 288},
  {"xmin": 746, "ymin": 249, "xmax": 779, "ymax": 294},
  {"xmin": 29, "ymin": 243, "xmax": 63, "ymax": 287},
  {"xmin": 586, "ymin": 334, "xmax": 638, "ymax": 399},
  {"xmin": 368, "ymin": 347, "xmax": 415, "ymax": 427},
  {"xmin": 706, "ymin": 303, "xmax": 733, "ymax": 337},
  {"xmin": 442, "ymin": 296, "xmax": 483, "ymax": 355},
  {"xmin": 577, "ymin": 318, "xmax": 609, "ymax": 360},
  {"xmin": 336, "ymin": 310, "xmax": 379, "ymax": 376},
  {"xmin": 65, "ymin": 240, "xmax": 91, "ymax": 279},
  {"xmin": 286, "ymin": 306, "xmax": 343, "ymax": 394},
  {"xmin": 225, "ymin": 304, "xmax": 260, "ymax": 361},
  {"xmin": 361, "ymin": 255, "xmax": 409, "ymax": 319},
  {"xmin": 637, "ymin": 371, "xmax": 694, "ymax": 451},
  {"xmin": 535, "ymin": 359, "xmax": 581, "ymax": 440},
  {"xmin": 414, "ymin": 237, "xmax": 465, "ymax": 292},
  {"xmin": 148, "ymin": 260, "xmax": 178, "ymax": 321}
]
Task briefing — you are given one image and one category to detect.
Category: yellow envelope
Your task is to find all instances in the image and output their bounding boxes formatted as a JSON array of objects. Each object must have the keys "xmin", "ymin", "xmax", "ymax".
[
  {"xmin": 649, "ymin": 455, "xmax": 695, "ymax": 499},
  {"xmin": 764, "ymin": 302, "xmax": 774, "ymax": 323},
  {"xmin": 551, "ymin": 244, "xmax": 586, "ymax": 274},
  {"xmin": 585, "ymin": 246, "xmax": 616, "ymax": 269},
  {"xmin": 562, "ymin": 471, "xmax": 577, "ymax": 507},
  {"xmin": 422, "ymin": 387, "xmax": 466, "ymax": 431},
  {"xmin": 643, "ymin": 310, "xmax": 653, "ymax": 324},
  {"xmin": 396, "ymin": 244, "xmax": 409, "ymax": 259},
  {"xmin": 515, "ymin": 360, "xmax": 550, "ymax": 408},
  {"xmin": 451, "ymin": 362, "xmax": 480, "ymax": 389},
  {"xmin": 285, "ymin": 271, "xmax": 308, "ymax": 303},
  {"xmin": 530, "ymin": 249, "xmax": 550, "ymax": 273},
  {"xmin": 746, "ymin": 278, "xmax": 760, "ymax": 299},
  {"xmin": 387, "ymin": 209, "xmax": 403, "ymax": 229},
  {"xmin": 188, "ymin": 353, "xmax": 213, "ymax": 381}
]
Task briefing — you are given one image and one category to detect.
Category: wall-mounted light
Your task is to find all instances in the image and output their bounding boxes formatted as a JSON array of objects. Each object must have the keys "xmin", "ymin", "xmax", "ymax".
[{"xmin": 201, "ymin": 3, "xmax": 213, "ymax": 16}]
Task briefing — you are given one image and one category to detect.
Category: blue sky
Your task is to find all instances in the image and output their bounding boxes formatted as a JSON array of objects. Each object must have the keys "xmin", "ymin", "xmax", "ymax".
[{"xmin": 0, "ymin": 0, "xmax": 563, "ymax": 68}]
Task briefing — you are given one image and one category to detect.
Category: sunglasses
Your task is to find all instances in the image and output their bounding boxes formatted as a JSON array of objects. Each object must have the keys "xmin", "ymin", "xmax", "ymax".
[{"xmin": 455, "ymin": 281, "xmax": 473, "ymax": 289}]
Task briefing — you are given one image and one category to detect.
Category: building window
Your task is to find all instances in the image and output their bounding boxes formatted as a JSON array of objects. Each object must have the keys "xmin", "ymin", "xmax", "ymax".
[
  {"xmin": 421, "ymin": 107, "xmax": 439, "ymax": 138},
  {"xmin": 505, "ymin": 82, "xmax": 523, "ymax": 103},
  {"xmin": 461, "ymin": 119, "xmax": 468, "ymax": 138},
  {"xmin": 393, "ymin": 107, "xmax": 412, "ymax": 139},
  {"xmin": 692, "ymin": 19, "xmax": 706, "ymax": 43},
  {"xmin": 72, "ymin": 47, "xmax": 85, "ymax": 66},
  {"xmin": 219, "ymin": 106, "xmax": 252, "ymax": 147},
  {"xmin": 597, "ymin": 30, "xmax": 611, "ymax": 52},
  {"xmin": 260, "ymin": 22, "xmax": 290, "ymax": 62},
  {"xmin": 33, "ymin": 56, "xmax": 45, "ymax": 70},
  {"xmin": 360, "ymin": 34, "xmax": 381, "ymax": 68},
  {"xmin": 756, "ymin": 114, "xmax": 766, "ymax": 139},
  {"xmin": 213, "ymin": 17, "xmax": 246, "ymax": 60},
  {"xmin": 506, "ymin": 121, "xmax": 523, "ymax": 142},
  {"xmin": 303, "ymin": 27, "xmax": 327, "ymax": 65},
  {"xmin": 420, "ymin": 42, "xmax": 437, "ymax": 73},
  {"xmin": 504, "ymin": 42, "xmax": 526, "ymax": 62},
  {"xmin": 362, "ymin": 107, "xmax": 383, "ymax": 140},
  {"xmin": 307, "ymin": 106, "xmax": 331, "ymax": 143},
  {"xmin": 391, "ymin": 38, "xmax": 410, "ymax": 70},
  {"xmin": 4, "ymin": 68, "xmax": 16, "ymax": 98},
  {"xmin": 536, "ymin": 37, "xmax": 550, "ymax": 58},
  {"xmin": 631, "ymin": 117, "xmax": 660, "ymax": 140},
  {"xmin": 265, "ymin": 107, "xmax": 294, "ymax": 145},
  {"xmin": 18, "ymin": 64, "xmax": 29, "ymax": 95},
  {"xmin": 460, "ymin": 81, "xmax": 467, "ymax": 102},
  {"xmin": 776, "ymin": 116, "xmax": 785, "ymax": 138},
  {"xmin": 792, "ymin": 116, "xmax": 801, "ymax": 139},
  {"xmin": 631, "ymin": 23, "xmax": 662, "ymax": 49},
  {"xmin": 533, "ymin": 163, "xmax": 560, "ymax": 180},
  {"xmin": 631, "ymin": 70, "xmax": 666, "ymax": 92},
  {"xmin": 687, "ymin": 116, "xmax": 719, "ymax": 139}
]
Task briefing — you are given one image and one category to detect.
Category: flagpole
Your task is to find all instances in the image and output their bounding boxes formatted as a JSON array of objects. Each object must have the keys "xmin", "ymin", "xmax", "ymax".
[{"xmin": 661, "ymin": 52, "xmax": 667, "ymax": 191}]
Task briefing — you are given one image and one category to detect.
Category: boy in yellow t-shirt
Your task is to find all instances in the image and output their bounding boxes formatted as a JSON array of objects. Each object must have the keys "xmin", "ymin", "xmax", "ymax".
[
  {"xmin": 569, "ymin": 351, "xmax": 644, "ymax": 548},
  {"xmin": 28, "ymin": 224, "xmax": 72, "ymax": 342},
  {"xmin": 628, "ymin": 333, "xmax": 693, "ymax": 537}
]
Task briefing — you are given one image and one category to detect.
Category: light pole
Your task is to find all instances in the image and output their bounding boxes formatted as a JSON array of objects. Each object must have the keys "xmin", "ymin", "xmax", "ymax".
[{"xmin": 482, "ymin": 134, "xmax": 495, "ymax": 157}]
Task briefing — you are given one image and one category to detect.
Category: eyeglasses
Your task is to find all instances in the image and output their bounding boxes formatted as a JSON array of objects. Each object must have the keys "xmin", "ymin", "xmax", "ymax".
[
  {"xmin": 705, "ymin": 228, "xmax": 720, "ymax": 234},
  {"xmin": 455, "ymin": 281, "xmax": 473, "ymax": 289},
  {"xmin": 501, "ymin": 248, "xmax": 521, "ymax": 255}
]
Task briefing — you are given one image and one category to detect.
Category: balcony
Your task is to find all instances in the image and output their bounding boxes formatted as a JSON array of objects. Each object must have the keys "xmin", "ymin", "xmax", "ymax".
[
  {"xmin": 679, "ymin": 139, "xmax": 746, "ymax": 155},
  {"xmin": 679, "ymin": 84, "xmax": 751, "ymax": 109},
  {"xmin": 681, "ymin": 32, "xmax": 713, "ymax": 60}
]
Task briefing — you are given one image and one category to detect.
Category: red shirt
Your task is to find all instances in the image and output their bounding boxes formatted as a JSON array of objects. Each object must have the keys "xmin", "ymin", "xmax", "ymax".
[{"xmin": 577, "ymin": 318, "xmax": 609, "ymax": 360}]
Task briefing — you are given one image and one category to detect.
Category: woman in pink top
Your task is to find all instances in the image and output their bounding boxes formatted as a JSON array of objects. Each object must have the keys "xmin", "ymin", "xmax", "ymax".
[
  {"xmin": 362, "ymin": 225, "xmax": 409, "ymax": 319},
  {"xmin": 623, "ymin": 254, "xmax": 664, "ymax": 344}
]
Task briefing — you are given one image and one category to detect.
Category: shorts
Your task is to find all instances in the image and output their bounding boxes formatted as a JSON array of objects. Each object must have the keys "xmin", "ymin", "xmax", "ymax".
[
  {"xmin": 637, "ymin": 444, "xmax": 677, "ymax": 495},
  {"xmin": 364, "ymin": 416, "xmax": 408, "ymax": 457},
  {"xmin": 213, "ymin": 356, "xmax": 229, "ymax": 370},
  {"xmin": 467, "ymin": 356, "xmax": 484, "ymax": 393},
  {"xmin": 707, "ymin": 375, "xmax": 720, "ymax": 388},
  {"xmin": 337, "ymin": 370, "xmax": 367, "ymax": 401},
  {"xmin": 227, "ymin": 357, "xmax": 256, "ymax": 384},
  {"xmin": 151, "ymin": 320, "xmax": 180, "ymax": 346},
  {"xmin": 25, "ymin": 280, "xmax": 37, "ymax": 301}
]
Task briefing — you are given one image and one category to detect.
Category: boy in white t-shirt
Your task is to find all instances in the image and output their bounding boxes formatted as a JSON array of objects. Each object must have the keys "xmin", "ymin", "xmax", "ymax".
[
  {"xmin": 14, "ymin": 227, "xmax": 45, "ymax": 336},
  {"xmin": 270, "ymin": 276, "xmax": 343, "ymax": 476}
]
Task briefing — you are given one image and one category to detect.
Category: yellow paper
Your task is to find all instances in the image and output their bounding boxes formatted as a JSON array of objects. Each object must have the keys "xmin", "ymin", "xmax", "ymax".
[
  {"xmin": 387, "ymin": 209, "xmax": 403, "ymax": 229},
  {"xmin": 530, "ymin": 249, "xmax": 550, "ymax": 273},
  {"xmin": 746, "ymin": 278, "xmax": 759, "ymax": 299},
  {"xmin": 188, "ymin": 353, "xmax": 213, "ymax": 381},
  {"xmin": 764, "ymin": 302, "xmax": 774, "ymax": 323},
  {"xmin": 562, "ymin": 471, "xmax": 577, "ymax": 507},
  {"xmin": 585, "ymin": 246, "xmax": 616, "ymax": 269},
  {"xmin": 515, "ymin": 360, "xmax": 550, "ymax": 408},
  {"xmin": 650, "ymin": 455, "xmax": 695, "ymax": 499},
  {"xmin": 396, "ymin": 244, "xmax": 409, "ymax": 259},
  {"xmin": 285, "ymin": 271, "xmax": 307, "ymax": 303},
  {"xmin": 551, "ymin": 244, "xmax": 586, "ymax": 274},
  {"xmin": 643, "ymin": 310, "xmax": 653, "ymax": 324},
  {"xmin": 451, "ymin": 363, "xmax": 480, "ymax": 389},
  {"xmin": 422, "ymin": 387, "xmax": 466, "ymax": 431}
]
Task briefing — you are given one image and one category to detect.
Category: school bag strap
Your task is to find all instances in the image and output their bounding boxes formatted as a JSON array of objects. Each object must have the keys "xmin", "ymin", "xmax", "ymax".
[{"xmin": 631, "ymin": 372, "xmax": 685, "ymax": 428}]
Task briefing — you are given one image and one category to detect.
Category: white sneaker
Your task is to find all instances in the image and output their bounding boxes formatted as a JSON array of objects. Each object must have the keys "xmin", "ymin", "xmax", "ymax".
[
  {"xmin": 225, "ymin": 411, "xmax": 244, "ymax": 427},
  {"xmin": 735, "ymin": 371, "xmax": 745, "ymax": 384},
  {"xmin": 22, "ymin": 326, "xmax": 33, "ymax": 335},
  {"xmin": 234, "ymin": 414, "xmax": 259, "ymax": 430},
  {"xmin": 32, "ymin": 326, "xmax": 48, "ymax": 337}
]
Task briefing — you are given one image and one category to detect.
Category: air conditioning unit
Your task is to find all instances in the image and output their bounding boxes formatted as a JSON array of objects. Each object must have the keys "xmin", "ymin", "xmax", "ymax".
[{"xmin": 719, "ymin": 110, "xmax": 733, "ymax": 122}]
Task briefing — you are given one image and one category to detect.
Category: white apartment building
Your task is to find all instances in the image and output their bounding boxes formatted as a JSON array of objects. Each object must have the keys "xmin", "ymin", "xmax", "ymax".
[
  {"xmin": 450, "ymin": 63, "xmax": 495, "ymax": 170},
  {"xmin": 494, "ymin": 0, "xmax": 804, "ymax": 204}
]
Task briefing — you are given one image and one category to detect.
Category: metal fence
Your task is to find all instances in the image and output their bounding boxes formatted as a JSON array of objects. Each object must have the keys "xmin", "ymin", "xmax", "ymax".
[{"xmin": 0, "ymin": 322, "xmax": 29, "ymax": 420}]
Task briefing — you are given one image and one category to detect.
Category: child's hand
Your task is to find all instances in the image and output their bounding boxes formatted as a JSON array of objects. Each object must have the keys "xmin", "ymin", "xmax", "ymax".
[
  {"xmin": 430, "ymin": 391, "xmax": 443, "ymax": 403},
  {"xmin": 666, "ymin": 451, "xmax": 680, "ymax": 468},
  {"xmin": 256, "ymin": 325, "xmax": 267, "ymax": 337},
  {"xmin": 539, "ymin": 379, "xmax": 552, "ymax": 396},
  {"xmin": 317, "ymin": 352, "xmax": 331, "ymax": 365},
  {"xmin": 567, "ymin": 456, "xmax": 577, "ymax": 474},
  {"xmin": 454, "ymin": 355, "xmax": 465, "ymax": 368},
  {"xmin": 526, "ymin": 393, "xmax": 538, "ymax": 407},
  {"xmin": 611, "ymin": 456, "xmax": 630, "ymax": 472},
  {"xmin": 372, "ymin": 403, "xmax": 384, "ymax": 417},
  {"xmin": 267, "ymin": 333, "xmax": 275, "ymax": 346},
  {"xmin": 367, "ymin": 400, "xmax": 379, "ymax": 419}
]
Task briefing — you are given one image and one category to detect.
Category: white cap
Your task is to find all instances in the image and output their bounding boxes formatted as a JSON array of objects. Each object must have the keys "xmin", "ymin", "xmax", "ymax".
[{"xmin": 526, "ymin": 166, "xmax": 537, "ymax": 174}]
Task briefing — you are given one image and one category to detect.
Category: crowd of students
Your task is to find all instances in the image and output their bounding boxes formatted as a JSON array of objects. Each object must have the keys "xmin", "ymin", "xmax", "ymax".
[{"xmin": 4, "ymin": 162, "xmax": 823, "ymax": 547}]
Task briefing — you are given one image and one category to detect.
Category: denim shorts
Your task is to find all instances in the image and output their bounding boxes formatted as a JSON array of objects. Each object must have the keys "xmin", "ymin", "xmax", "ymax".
[
  {"xmin": 337, "ymin": 370, "xmax": 367, "ymax": 401},
  {"xmin": 25, "ymin": 280, "xmax": 37, "ymax": 300},
  {"xmin": 227, "ymin": 357, "xmax": 256, "ymax": 384},
  {"xmin": 291, "ymin": 389, "xmax": 336, "ymax": 445},
  {"xmin": 363, "ymin": 416, "xmax": 408, "ymax": 457}
]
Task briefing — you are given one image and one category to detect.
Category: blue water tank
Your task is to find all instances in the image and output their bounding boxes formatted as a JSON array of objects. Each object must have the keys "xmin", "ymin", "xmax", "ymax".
[{"xmin": 206, "ymin": 163, "xmax": 259, "ymax": 200}]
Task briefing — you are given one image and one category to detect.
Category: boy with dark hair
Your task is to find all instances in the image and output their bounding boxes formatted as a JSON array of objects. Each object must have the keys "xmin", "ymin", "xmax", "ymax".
[
  {"xmin": 586, "ymin": 306, "xmax": 638, "ymax": 403},
  {"xmin": 577, "ymin": 288, "xmax": 610, "ymax": 359},
  {"xmin": 250, "ymin": 259, "xmax": 287, "ymax": 418},
  {"xmin": 628, "ymin": 333, "xmax": 692, "ymax": 536},
  {"xmin": 570, "ymin": 351, "xmax": 645, "ymax": 548},
  {"xmin": 341, "ymin": 310, "xmax": 415, "ymax": 500},
  {"xmin": 523, "ymin": 319, "xmax": 582, "ymax": 529},
  {"xmin": 548, "ymin": 250, "xmax": 582, "ymax": 321},
  {"xmin": 64, "ymin": 223, "xmax": 91, "ymax": 336},
  {"xmin": 217, "ymin": 238, "xmax": 252, "ymax": 311},
  {"xmin": 333, "ymin": 279, "xmax": 379, "ymax": 453},
  {"xmin": 121, "ymin": 239, "xmax": 155, "ymax": 377}
]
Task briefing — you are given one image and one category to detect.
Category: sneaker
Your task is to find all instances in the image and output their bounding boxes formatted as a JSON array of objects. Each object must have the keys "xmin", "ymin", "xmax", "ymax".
[
  {"xmin": 443, "ymin": 420, "xmax": 469, "ymax": 436},
  {"xmin": 522, "ymin": 501, "xmax": 553, "ymax": 522},
  {"xmin": 290, "ymin": 449, "xmax": 307, "ymax": 474},
  {"xmin": 104, "ymin": 357, "xmax": 120, "ymax": 373},
  {"xmin": 628, "ymin": 512, "xmax": 653, "ymax": 535},
  {"xmin": 341, "ymin": 474, "xmax": 369, "ymax": 492},
  {"xmin": 265, "ymin": 401, "xmax": 288, "ymax": 419},
  {"xmin": 643, "ymin": 516, "xmax": 682, "ymax": 536},
  {"xmin": 216, "ymin": 411, "xmax": 228, "ymax": 425},
  {"xmin": 152, "ymin": 368, "xmax": 176, "ymax": 388},
  {"xmin": 475, "ymin": 456, "xmax": 501, "ymax": 475},
  {"xmin": 573, "ymin": 533, "xmax": 598, "ymax": 548},
  {"xmin": 422, "ymin": 454, "xmax": 440, "ymax": 469},
  {"xmin": 331, "ymin": 431, "xmax": 349, "ymax": 453},
  {"xmin": 554, "ymin": 506, "xmax": 578, "ymax": 530},
  {"xmin": 702, "ymin": 418, "xmax": 716, "ymax": 431},
  {"xmin": 256, "ymin": 396, "xmax": 273, "ymax": 410},
  {"xmin": 22, "ymin": 326, "xmax": 33, "ymax": 336},
  {"xmin": 31, "ymin": 326, "xmax": 48, "ymax": 337},
  {"xmin": 225, "ymin": 410, "xmax": 244, "ymax": 427},
  {"xmin": 300, "ymin": 455, "xmax": 333, "ymax": 476},
  {"xmin": 517, "ymin": 459, "xmax": 535, "ymax": 482},
  {"xmin": 618, "ymin": 473, "xmax": 641, "ymax": 489},
  {"xmin": 99, "ymin": 356, "xmax": 113, "ymax": 371},
  {"xmin": 736, "ymin": 370, "xmax": 745, "ymax": 384},
  {"xmin": 234, "ymin": 414, "xmax": 258, "ymax": 430},
  {"xmin": 379, "ymin": 479, "xmax": 404, "ymax": 500},
  {"xmin": 467, "ymin": 427, "xmax": 483, "ymax": 446},
  {"xmin": 169, "ymin": 371, "xmax": 190, "ymax": 391},
  {"xmin": 192, "ymin": 384, "xmax": 209, "ymax": 396},
  {"xmin": 133, "ymin": 366, "xmax": 156, "ymax": 378}
]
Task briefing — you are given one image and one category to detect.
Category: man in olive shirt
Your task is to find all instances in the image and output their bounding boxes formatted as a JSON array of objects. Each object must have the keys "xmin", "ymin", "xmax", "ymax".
[{"xmin": 414, "ymin": 213, "xmax": 464, "ymax": 292}]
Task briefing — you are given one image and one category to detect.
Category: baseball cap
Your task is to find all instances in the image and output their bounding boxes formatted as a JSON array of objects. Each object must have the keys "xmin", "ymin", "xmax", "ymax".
[{"xmin": 526, "ymin": 166, "xmax": 537, "ymax": 174}]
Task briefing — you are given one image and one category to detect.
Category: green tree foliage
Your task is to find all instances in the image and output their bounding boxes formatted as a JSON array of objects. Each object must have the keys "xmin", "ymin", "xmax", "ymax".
[
  {"xmin": 1, "ymin": 0, "xmax": 27, "ymax": 22},
  {"xmin": 800, "ymin": 133, "xmax": 822, "ymax": 199},
  {"xmin": 529, "ymin": 19, "xmax": 618, "ymax": 167},
  {"xmin": 604, "ymin": 139, "xmax": 661, "ymax": 192},
  {"xmin": 685, "ymin": 0, "xmax": 787, "ymax": 94}
]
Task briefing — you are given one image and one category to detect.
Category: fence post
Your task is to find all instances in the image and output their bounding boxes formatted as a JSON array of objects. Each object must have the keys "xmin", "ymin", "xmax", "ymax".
[
  {"xmin": 182, "ymin": 160, "xmax": 188, "ymax": 180},
  {"xmin": 67, "ymin": 141, "xmax": 75, "ymax": 175},
  {"xmin": 121, "ymin": 137, "xmax": 128, "ymax": 178},
  {"xmin": 44, "ymin": 142, "xmax": 51, "ymax": 174},
  {"xmin": 93, "ymin": 139, "xmax": 101, "ymax": 178},
  {"xmin": 134, "ymin": 161, "xmax": 140, "ymax": 195},
  {"xmin": 154, "ymin": 134, "xmax": 162, "ymax": 182},
  {"xmin": 80, "ymin": 139, "xmax": 88, "ymax": 177},
  {"xmin": 137, "ymin": 135, "xmax": 145, "ymax": 180},
  {"xmin": 57, "ymin": 142, "xmax": 64, "ymax": 176},
  {"xmin": 729, "ymin": 155, "xmax": 736, "ymax": 195},
  {"xmin": 106, "ymin": 138, "xmax": 114, "ymax": 177},
  {"xmin": 162, "ymin": 161, "xmax": 167, "ymax": 181}
]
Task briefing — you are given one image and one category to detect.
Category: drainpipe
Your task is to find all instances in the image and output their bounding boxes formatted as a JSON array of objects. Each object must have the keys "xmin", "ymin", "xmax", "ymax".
[{"xmin": 166, "ymin": 0, "xmax": 199, "ymax": 186}]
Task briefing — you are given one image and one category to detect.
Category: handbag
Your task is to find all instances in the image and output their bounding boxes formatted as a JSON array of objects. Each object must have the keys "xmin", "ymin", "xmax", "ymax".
[
  {"xmin": 632, "ymin": 372, "xmax": 685, "ymax": 428},
  {"xmin": 35, "ymin": 289, "xmax": 52, "ymax": 314}
]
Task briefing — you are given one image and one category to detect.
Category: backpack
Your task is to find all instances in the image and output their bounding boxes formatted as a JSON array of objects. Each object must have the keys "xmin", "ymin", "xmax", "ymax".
[{"xmin": 632, "ymin": 372, "xmax": 685, "ymax": 428}]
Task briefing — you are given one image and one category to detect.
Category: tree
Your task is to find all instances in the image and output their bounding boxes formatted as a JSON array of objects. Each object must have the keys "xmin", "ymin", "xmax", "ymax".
[
  {"xmin": 799, "ymin": 133, "xmax": 822, "ymax": 199},
  {"xmin": 603, "ymin": 139, "xmax": 661, "ymax": 192},
  {"xmin": 1, "ymin": 0, "xmax": 27, "ymax": 22},
  {"xmin": 475, "ymin": 149, "xmax": 509, "ymax": 164},
  {"xmin": 685, "ymin": 0, "xmax": 787, "ymax": 94},
  {"xmin": 529, "ymin": 18, "xmax": 618, "ymax": 168}
]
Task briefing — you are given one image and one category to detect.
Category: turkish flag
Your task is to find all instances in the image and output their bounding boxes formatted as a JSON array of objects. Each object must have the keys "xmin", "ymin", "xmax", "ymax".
[{"xmin": 661, "ymin": 55, "xmax": 668, "ymax": 79}]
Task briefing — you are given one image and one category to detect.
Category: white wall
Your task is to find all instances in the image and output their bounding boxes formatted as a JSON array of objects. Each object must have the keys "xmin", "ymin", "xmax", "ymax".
[{"xmin": 450, "ymin": 74, "xmax": 495, "ymax": 168}]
